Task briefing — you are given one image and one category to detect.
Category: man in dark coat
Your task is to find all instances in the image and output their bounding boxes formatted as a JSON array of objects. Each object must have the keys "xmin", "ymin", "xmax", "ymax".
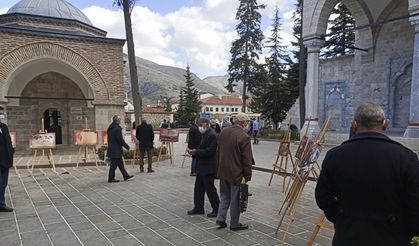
[
  {"xmin": 107, "ymin": 115, "xmax": 133, "ymax": 183},
  {"xmin": 187, "ymin": 119, "xmax": 201, "ymax": 176},
  {"xmin": 136, "ymin": 119, "xmax": 155, "ymax": 173},
  {"xmin": 316, "ymin": 102, "xmax": 419, "ymax": 246},
  {"xmin": 187, "ymin": 118, "xmax": 220, "ymax": 218},
  {"xmin": 0, "ymin": 115, "xmax": 14, "ymax": 212},
  {"xmin": 216, "ymin": 113, "xmax": 253, "ymax": 231}
]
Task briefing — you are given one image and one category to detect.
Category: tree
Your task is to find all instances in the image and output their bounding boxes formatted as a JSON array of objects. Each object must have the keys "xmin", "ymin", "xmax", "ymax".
[
  {"xmin": 251, "ymin": 8, "xmax": 297, "ymax": 129},
  {"xmin": 177, "ymin": 65, "xmax": 201, "ymax": 126},
  {"xmin": 288, "ymin": 0, "xmax": 307, "ymax": 128},
  {"xmin": 176, "ymin": 91, "xmax": 188, "ymax": 127},
  {"xmin": 322, "ymin": 3, "xmax": 355, "ymax": 58},
  {"xmin": 226, "ymin": 0, "xmax": 265, "ymax": 112},
  {"xmin": 114, "ymin": 0, "xmax": 142, "ymax": 124}
]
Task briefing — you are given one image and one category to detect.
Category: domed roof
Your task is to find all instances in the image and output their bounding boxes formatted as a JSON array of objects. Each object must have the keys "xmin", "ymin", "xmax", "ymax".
[{"xmin": 7, "ymin": 0, "xmax": 92, "ymax": 25}]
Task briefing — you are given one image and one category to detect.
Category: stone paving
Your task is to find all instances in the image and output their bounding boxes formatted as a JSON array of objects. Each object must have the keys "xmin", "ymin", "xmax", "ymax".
[{"xmin": 2, "ymin": 136, "xmax": 334, "ymax": 246}]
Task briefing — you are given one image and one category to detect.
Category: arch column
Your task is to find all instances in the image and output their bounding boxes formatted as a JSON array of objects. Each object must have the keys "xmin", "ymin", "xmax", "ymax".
[
  {"xmin": 302, "ymin": 37, "xmax": 324, "ymax": 137},
  {"xmin": 404, "ymin": 9, "xmax": 419, "ymax": 137}
]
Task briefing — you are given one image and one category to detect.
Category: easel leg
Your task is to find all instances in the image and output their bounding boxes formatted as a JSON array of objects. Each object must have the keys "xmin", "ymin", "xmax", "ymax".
[
  {"xmin": 170, "ymin": 143, "xmax": 174, "ymax": 167},
  {"xmin": 156, "ymin": 143, "xmax": 163, "ymax": 166},
  {"xmin": 181, "ymin": 148, "xmax": 188, "ymax": 168},
  {"xmin": 268, "ymin": 165, "xmax": 277, "ymax": 186},
  {"xmin": 48, "ymin": 149, "xmax": 56, "ymax": 173},
  {"xmin": 30, "ymin": 150, "xmax": 38, "ymax": 175},
  {"xmin": 76, "ymin": 146, "xmax": 82, "ymax": 168}
]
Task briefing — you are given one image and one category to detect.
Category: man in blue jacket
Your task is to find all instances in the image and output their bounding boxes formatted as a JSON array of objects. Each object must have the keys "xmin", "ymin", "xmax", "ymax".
[
  {"xmin": 107, "ymin": 115, "xmax": 133, "ymax": 183},
  {"xmin": 316, "ymin": 103, "xmax": 419, "ymax": 246}
]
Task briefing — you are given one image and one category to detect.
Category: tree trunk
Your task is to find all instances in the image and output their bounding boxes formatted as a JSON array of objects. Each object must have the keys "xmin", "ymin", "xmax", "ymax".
[
  {"xmin": 298, "ymin": 0, "xmax": 306, "ymax": 129},
  {"xmin": 122, "ymin": 0, "xmax": 142, "ymax": 125}
]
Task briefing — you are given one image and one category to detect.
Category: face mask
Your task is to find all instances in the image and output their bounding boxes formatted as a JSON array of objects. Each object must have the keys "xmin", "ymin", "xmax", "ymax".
[
  {"xmin": 0, "ymin": 115, "xmax": 5, "ymax": 122},
  {"xmin": 198, "ymin": 126, "xmax": 206, "ymax": 134}
]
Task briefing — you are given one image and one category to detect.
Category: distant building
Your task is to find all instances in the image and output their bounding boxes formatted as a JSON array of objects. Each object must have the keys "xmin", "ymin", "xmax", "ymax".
[{"xmin": 200, "ymin": 95, "xmax": 258, "ymax": 120}]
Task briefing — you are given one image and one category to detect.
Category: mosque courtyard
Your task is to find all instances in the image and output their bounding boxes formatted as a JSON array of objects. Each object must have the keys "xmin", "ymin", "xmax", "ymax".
[{"xmin": 2, "ymin": 136, "xmax": 333, "ymax": 246}]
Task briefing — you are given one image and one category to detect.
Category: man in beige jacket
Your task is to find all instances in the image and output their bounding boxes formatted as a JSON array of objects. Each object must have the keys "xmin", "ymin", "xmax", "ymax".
[{"xmin": 216, "ymin": 113, "xmax": 253, "ymax": 231}]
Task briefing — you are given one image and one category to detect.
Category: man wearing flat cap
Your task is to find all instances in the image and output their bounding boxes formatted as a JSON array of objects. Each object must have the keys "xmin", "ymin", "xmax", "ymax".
[{"xmin": 216, "ymin": 113, "xmax": 253, "ymax": 231}]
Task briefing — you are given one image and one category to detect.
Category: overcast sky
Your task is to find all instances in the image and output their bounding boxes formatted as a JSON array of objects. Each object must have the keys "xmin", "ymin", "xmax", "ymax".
[{"xmin": 0, "ymin": 0, "xmax": 297, "ymax": 78}]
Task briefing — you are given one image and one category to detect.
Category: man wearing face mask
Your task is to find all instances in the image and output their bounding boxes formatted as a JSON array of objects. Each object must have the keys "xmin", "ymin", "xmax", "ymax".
[
  {"xmin": 216, "ymin": 113, "xmax": 253, "ymax": 230},
  {"xmin": 107, "ymin": 115, "xmax": 133, "ymax": 183},
  {"xmin": 187, "ymin": 118, "xmax": 220, "ymax": 218},
  {"xmin": 316, "ymin": 103, "xmax": 419, "ymax": 246},
  {"xmin": 0, "ymin": 114, "xmax": 14, "ymax": 212}
]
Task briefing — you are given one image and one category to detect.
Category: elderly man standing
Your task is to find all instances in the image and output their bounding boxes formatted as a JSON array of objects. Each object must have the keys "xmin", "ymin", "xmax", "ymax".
[
  {"xmin": 0, "ymin": 114, "xmax": 14, "ymax": 212},
  {"xmin": 107, "ymin": 115, "xmax": 133, "ymax": 183},
  {"xmin": 316, "ymin": 102, "xmax": 419, "ymax": 246},
  {"xmin": 216, "ymin": 113, "xmax": 253, "ymax": 231},
  {"xmin": 136, "ymin": 119, "xmax": 155, "ymax": 173}
]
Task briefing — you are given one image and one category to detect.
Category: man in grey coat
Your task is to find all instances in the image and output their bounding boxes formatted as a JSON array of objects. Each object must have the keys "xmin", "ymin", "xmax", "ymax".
[{"xmin": 216, "ymin": 113, "xmax": 253, "ymax": 231}]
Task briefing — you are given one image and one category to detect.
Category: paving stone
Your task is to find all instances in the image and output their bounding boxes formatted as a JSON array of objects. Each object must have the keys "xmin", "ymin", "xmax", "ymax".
[
  {"xmin": 109, "ymin": 235, "xmax": 143, "ymax": 246},
  {"xmin": 19, "ymin": 217, "xmax": 44, "ymax": 233},
  {"xmin": 155, "ymin": 227, "xmax": 187, "ymax": 241},
  {"xmin": 129, "ymin": 227, "xmax": 173, "ymax": 246},
  {"xmin": 21, "ymin": 230, "xmax": 52, "ymax": 246},
  {"xmin": 104, "ymin": 229, "xmax": 131, "ymax": 239},
  {"xmin": 0, "ymin": 219, "xmax": 17, "ymax": 232},
  {"xmin": 96, "ymin": 222, "xmax": 123, "ymax": 232},
  {"xmin": 171, "ymin": 237, "xmax": 203, "ymax": 246}
]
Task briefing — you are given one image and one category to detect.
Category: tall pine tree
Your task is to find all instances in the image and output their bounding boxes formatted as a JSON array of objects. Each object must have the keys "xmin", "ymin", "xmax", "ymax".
[
  {"xmin": 252, "ymin": 7, "xmax": 297, "ymax": 129},
  {"xmin": 227, "ymin": 0, "xmax": 265, "ymax": 112},
  {"xmin": 322, "ymin": 3, "xmax": 355, "ymax": 58},
  {"xmin": 177, "ymin": 65, "xmax": 201, "ymax": 127}
]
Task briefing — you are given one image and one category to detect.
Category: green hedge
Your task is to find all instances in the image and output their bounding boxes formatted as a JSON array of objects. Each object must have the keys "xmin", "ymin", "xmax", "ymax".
[
  {"xmin": 96, "ymin": 146, "xmax": 167, "ymax": 160},
  {"xmin": 412, "ymin": 236, "xmax": 419, "ymax": 246}
]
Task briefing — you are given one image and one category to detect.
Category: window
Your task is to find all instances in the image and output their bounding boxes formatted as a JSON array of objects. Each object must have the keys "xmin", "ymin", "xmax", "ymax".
[
  {"xmin": 210, "ymin": 107, "xmax": 213, "ymax": 112},
  {"xmin": 235, "ymin": 108, "xmax": 238, "ymax": 112},
  {"xmin": 221, "ymin": 108, "xmax": 224, "ymax": 112},
  {"xmin": 205, "ymin": 107, "xmax": 209, "ymax": 112},
  {"xmin": 215, "ymin": 107, "xmax": 219, "ymax": 112},
  {"xmin": 226, "ymin": 108, "xmax": 229, "ymax": 112}
]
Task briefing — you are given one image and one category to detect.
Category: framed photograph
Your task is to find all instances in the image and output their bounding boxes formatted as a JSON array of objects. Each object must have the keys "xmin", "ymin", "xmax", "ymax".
[
  {"xmin": 74, "ymin": 130, "xmax": 98, "ymax": 145},
  {"xmin": 29, "ymin": 133, "xmax": 56, "ymax": 149},
  {"xmin": 9, "ymin": 131, "xmax": 16, "ymax": 148},
  {"xmin": 101, "ymin": 131, "xmax": 108, "ymax": 145},
  {"xmin": 131, "ymin": 129, "xmax": 137, "ymax": 144},
  {"xmin": 278, "ymin": 141, "xmax": 290, "ymax": 157},
  {"xmin": 159, "ymin": 128, "xmax": 179, "ymax": 142},
  {"xmin": 295, "ymin": 136, "xmax": 308, "ymax": 159}
]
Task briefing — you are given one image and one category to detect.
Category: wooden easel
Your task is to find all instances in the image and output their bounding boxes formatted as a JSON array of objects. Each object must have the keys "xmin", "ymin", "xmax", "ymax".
[
  {"xmin": 156, "ymin": 141, "xmax": 174, "ymax": 166},
  {"xmin": 30, "ymin": 118, "xmax": 56, "ymax": 175},
  {"xmin": 268, "ymin": 119, "xmax": 295, "ymax": 193},
  {"xmin": 275, "ymin": 116, "xmax": 331, "ymax": 245},
  {"xmin": 131, "ymin": 144, "xmax": 140, "ymax": 168},
  {"xmin": 307, "ymin": 213, "xmax": 334, "ymax": 246},
  {"xmin": 76, "ymin": 118, "xmax": 98, "ymax": 168},
  {"xmin": 181, "ymin": 131, "xmax": 191, "ymax": 168}
]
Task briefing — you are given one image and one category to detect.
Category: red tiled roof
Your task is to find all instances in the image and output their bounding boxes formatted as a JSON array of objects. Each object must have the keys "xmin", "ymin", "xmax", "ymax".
[
  {"xmin": 142, "ymin": 106, "xmax": 166, "ymax": 113},
  {"xmin": 200, "ymin": 96, "xmax": 242, "ymax": 106}
]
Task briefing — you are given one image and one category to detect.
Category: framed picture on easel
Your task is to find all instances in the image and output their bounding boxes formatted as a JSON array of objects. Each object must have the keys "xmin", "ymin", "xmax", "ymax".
[
  {"xmin": 73, "ymin": 130, "xmax": 98, "ymax": 145},
  {"xmin": 159, "ymin": 128, "xmax": 179, "ymax": 142},
  {"xmin": 278, "ymin": 141, "xmax": 290, "ymax": 157},
  {"xmin": 101, "ymin": 131, "xmax": 108, "ymax": 145},
  {"xmin": 29, "ymin": 133, "xmax": 56, "ymax": 149},
  {"xmin": 131, "ymin": 129, "xmax": 137, "ymax": 144}
]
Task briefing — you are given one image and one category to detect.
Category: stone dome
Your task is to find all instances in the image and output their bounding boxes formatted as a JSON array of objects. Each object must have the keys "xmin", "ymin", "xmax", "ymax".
[{"xmin": 7, "ymin": 0, "xmax": 92, "ymax": 25}]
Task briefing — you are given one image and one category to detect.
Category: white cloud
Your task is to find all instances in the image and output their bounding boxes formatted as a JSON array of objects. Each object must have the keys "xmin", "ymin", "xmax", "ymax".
[
  {"xmin": 0, "ymin": 8, "xmax": 8, "ymax": 14},
  {"xmin": 82, "ymin": 0, "xmax": 296, "ymax": 78}
]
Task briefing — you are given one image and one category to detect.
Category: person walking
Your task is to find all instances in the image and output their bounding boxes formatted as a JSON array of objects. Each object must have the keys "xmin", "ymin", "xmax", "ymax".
[
  {"xmin": 107, "ymin": 115, "xmax": 133, "ymax": 183},
  {"xmin": 216, "ymin": 113, "xmax": 253, "ymax": 230},
  {"xmin": 187, "ymin": 118, "xmax": 220, "ymax": 218},
  {"xmin": 187, "ymin": 119, "xmax": 200, "ymax": 176},
  {"xmin": 0, "ymin": 115, "xmax": 14, "ymax": 212},
  {"xmin": 252, "ymin": 118, "xmax": 260, "ymax": 144},
  {"xmin": 136, "ymin": 119, "xmax": 155, "ymax": 173},
  {"xmin": 316, "ymin": 102, "xmax": 419, "ymax": 246}
]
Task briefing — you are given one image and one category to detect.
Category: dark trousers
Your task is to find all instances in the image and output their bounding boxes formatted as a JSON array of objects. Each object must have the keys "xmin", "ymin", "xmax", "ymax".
[
  {"xmin": 216, "ymin": 179, "xmax": 241, "ymax": 227},
  {"xmin": 139, "ymin": 147, "xmax": 153, "ymax": 171},
  {"xmin": 194, "ymin": 174, "xmax": 219, "ymax": 212},
  {"xmin": 108, "ymin": 158, "xmax": 129, "ymax": 181},
  {"xmin": 190, "ymin": 157, "xmax": 197, "ymax": 173},
  {"xmin": 253, "ymin": 130, "xmax": 259, "ymax": 143},
  {"xmin": 0, "ymin": 167, "xmax": 9, "ymax": 208}
]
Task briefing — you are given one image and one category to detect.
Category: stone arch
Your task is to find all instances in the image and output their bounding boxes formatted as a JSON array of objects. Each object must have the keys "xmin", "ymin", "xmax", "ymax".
[
  {"xmin": 324, "ymin": 82, "xmax": 348, "ymax": 131},
  {"xmin": 304, "ymin": 0, "xmax": 374, "ymax": 50},
  {"xmin": 0, "ymin": 42, "xmax": 110, "ymax": 101}
]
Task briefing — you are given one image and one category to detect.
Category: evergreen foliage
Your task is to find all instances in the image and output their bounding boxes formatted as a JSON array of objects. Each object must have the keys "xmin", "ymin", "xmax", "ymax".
[
  {"xmin": 251, "ymin": 8, "xmax": 298, "ymax": 129},
  {"xmin": 177, "ymin": 65, "xmax": 201, "ymax": 126},
  {"xmin": 227, "ymin": 0, "xmax": 265, "ymax": 112},
  {"xmin": 322, "ymin": 3, "xmax": 355, "ymax": 58}
]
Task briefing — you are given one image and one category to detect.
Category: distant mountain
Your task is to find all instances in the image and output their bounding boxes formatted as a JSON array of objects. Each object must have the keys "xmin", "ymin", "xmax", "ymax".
[
  {"xmin": 123, "ymin": 55, "xmax": 228, "ymax": 104},
  {"xmin": 202, "ymin": 75, "xmax": 242, "ymax": 97}
]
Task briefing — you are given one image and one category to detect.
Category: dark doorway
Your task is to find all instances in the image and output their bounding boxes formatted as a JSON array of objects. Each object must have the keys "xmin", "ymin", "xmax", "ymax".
[{"xmin": 43, "ymin": 108, "xmax": 62, "ymax": 144}]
